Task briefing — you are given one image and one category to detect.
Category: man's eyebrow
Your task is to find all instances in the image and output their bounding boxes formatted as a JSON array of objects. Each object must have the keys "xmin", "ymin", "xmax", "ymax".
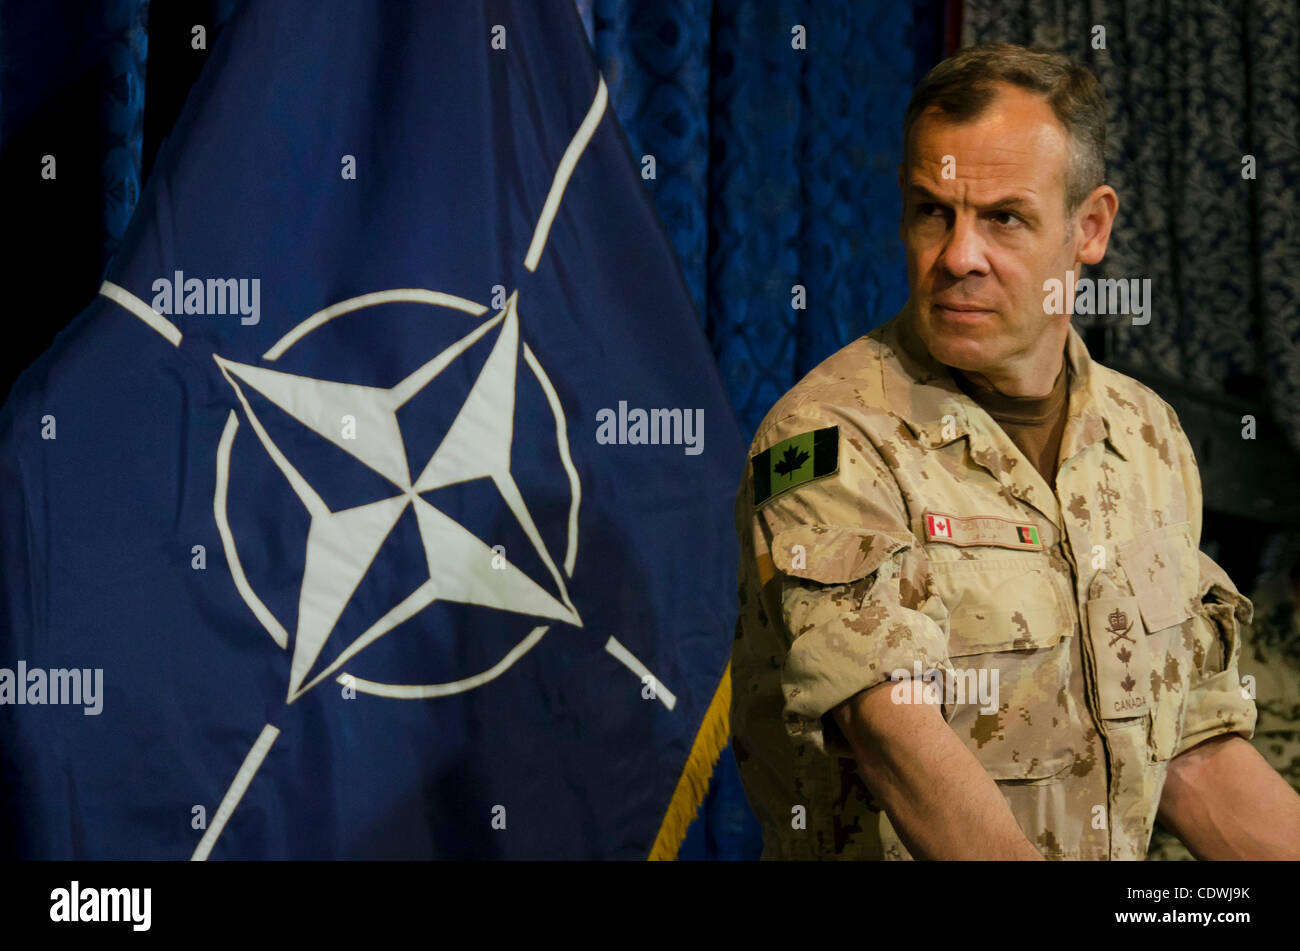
[
  {"xmin": 983, "ymin": 195, "xmax": 1038, "ymax": 214},
  {"xmin": 906, "ymin": 184, "xmax": 1039, "ymax": 214}
]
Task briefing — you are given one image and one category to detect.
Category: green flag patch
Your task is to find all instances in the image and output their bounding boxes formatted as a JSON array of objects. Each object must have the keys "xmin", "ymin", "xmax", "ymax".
[{"xmin": 752, "ymin": 426, "xmax": 838, "ymax": 506}]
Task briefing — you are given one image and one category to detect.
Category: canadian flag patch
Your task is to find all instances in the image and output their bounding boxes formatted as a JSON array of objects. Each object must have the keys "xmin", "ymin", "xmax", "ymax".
[
  {"xmin": 926, "ymin": 514, "xmax": 953, "ymax": 539},
  {"xmin": 921, "ymin": 510, "xmax": 1044, "ymax": 550}
]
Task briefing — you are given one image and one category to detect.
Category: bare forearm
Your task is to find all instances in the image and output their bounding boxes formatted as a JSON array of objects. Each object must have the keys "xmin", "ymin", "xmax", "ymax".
[
  {"xmin": 1158, "ymin": 734, "xmax": 1300, "ymax": 860},
  {"xmin": 832, "ymin": 683, "xmax": 1044, "ymax": 860}
]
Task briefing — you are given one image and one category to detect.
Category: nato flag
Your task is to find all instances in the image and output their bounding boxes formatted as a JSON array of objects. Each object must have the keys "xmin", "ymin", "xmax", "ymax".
[{"xmin": 0, "ymin": 0, "xmax": 742, "ymax": 859}]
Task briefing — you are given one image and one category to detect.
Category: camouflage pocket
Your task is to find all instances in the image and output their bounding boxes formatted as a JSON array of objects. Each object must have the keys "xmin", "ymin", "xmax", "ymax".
[
  {"xmin": 1116, "ymin": 524, "xmax": 1199, "ymax": 763},
  {"xmin": 930, "ymin": 552, "xmax": 1079, "ymax": 781},
  {"xmin": 1116, "ymin": 523, "xmax": 1198, "ymax": 633}
]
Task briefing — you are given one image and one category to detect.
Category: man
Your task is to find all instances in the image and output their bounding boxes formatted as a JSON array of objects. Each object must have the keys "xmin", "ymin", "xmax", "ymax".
[{"xmin": 729, "ymin": 43, "xmax": 1300, "ymax": 860}]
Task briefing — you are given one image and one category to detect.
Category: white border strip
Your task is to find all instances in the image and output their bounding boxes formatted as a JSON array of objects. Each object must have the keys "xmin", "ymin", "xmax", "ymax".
[
  {"xmin": 263, "ymin": 289, "xmax": 487, "ymax": 361},
  {"xmin": 523, "ymin": 343, "xmax": 581, "ymax": 577},
  {"xmin": 191, "ymin": 723, "xmax": 281, "ymax": 861},
  {"xmin": 604, "ymin": 635, "xmax": 676, "ymax": 711},
  {"xmin": 213, "ymin": 411, "xmax": 290, "ymax": 649},
  {"xmin": 99, "ymin": 280, "xmax": 182, "ymax": 347},
  {"xmin": 338, "ymin": 625, "xmax": 551, "ymax": 699},
  {"xmin": 524, "ymin": 77, "xmax": 607, "ymax": 272}
]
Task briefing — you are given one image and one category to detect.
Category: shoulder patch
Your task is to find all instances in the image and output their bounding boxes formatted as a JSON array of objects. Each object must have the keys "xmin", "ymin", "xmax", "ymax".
[{"xmin": 752, "ymin": 425, "xmax": 838, "ymax": 507}]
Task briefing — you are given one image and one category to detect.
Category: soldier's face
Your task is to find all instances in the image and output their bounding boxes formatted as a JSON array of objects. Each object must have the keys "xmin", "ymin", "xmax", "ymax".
[{"xmin": 899, "ymin": 84, "xmax": 1078, "ymax": 380}]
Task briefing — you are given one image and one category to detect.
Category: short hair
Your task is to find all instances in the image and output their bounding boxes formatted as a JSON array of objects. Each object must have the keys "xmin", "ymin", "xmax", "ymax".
[{"xmin": 902, "ymin": 43, "xmax": 1107, "ymax": 215}]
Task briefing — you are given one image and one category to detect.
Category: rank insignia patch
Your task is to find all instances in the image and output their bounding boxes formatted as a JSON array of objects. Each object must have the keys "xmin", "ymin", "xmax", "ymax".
[
  {"xmin": 1085, "ymin": 596, "xmax": 1152, "ymax": 719},
  {"xmin": 752, "ymin": 426, "xmax": 838, "ymax": 506}
]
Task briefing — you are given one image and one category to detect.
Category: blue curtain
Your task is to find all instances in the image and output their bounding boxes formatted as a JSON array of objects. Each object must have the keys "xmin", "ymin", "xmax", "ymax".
[
  {"xmin": 576, "ymin": 0, "xmax": 942, "ymax": 440},
  {"xmin": 0, "ymin": 0, "xmax": 943, "ymax": 859}
]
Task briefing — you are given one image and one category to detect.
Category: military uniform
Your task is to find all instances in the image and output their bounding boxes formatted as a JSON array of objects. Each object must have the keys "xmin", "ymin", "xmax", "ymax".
[{"xmin": 730, "ymin": 305, "xmax": 1257, "ymax": 860}]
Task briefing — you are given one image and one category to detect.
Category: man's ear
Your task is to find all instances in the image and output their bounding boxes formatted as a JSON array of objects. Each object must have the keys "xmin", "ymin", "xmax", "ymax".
[{"xmin": 1074, "ymin": 184, "xmax": 1119, "ymax": 267}]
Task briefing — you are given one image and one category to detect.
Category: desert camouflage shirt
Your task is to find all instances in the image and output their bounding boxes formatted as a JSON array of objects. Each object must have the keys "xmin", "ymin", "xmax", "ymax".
[{"xmin": 730, "ymin": 305, "xmax": 1257, "ymax": 860}]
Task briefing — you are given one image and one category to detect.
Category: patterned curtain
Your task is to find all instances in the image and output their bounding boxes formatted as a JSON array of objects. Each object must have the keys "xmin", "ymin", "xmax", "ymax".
[{"xmin": 962, "ymin": 0, "xmax": 1300, "ymax": 452}]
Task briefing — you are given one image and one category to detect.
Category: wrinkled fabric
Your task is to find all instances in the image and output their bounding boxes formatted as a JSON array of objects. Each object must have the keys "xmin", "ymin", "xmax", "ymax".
[{"xmin": 730, "ymin": 303, "xmax": 1257, "ymax": 860}]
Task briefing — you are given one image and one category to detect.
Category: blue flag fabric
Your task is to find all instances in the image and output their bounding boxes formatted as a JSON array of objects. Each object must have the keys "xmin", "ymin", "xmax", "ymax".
[{"xmin": 0, "ymin": 0, "xmax": 742, "ymax": 859}]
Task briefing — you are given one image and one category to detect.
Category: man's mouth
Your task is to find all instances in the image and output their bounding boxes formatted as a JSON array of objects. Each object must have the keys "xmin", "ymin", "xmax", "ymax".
[{"xmin": 932, "ymin": 301, "xmax": 995, "ymax": 321}]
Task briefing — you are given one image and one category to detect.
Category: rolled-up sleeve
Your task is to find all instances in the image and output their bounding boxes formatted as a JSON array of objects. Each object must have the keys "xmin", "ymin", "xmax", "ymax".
[
  {"xmin": 748, "ymin": 410, "xmax": 950, "ymax": 758},
  {"xmin": 1174, "ymin": 549, "xmax": 1258, "ymax": 757}
]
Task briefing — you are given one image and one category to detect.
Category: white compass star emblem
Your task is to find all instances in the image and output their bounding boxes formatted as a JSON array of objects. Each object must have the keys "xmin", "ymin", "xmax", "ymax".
[{"xmin": 214, "ymin": 291, "xmax": 581, "ymax": 702}]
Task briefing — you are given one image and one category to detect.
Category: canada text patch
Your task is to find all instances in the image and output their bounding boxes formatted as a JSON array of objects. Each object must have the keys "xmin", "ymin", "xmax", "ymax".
[{"xmin": 1086, "ymin": 596, "xmax": 1152, "ymax": 719}]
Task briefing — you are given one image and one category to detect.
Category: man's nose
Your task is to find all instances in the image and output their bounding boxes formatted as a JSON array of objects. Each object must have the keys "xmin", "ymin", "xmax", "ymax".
[{"xmin": 938, "ymin": 215, "xmax": 989, "ymax": 277}]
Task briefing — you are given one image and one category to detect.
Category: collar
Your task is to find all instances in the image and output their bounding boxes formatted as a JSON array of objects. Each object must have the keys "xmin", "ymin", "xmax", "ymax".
[{"xmin": 879, "ymin": 302, "xmax": 1131, "ymax": 465}]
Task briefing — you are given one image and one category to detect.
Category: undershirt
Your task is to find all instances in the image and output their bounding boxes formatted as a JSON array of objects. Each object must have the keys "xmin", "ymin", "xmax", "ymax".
[{"xmin": 952, "ymin": 354, "xmax": 1070, "ymax": 486}]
